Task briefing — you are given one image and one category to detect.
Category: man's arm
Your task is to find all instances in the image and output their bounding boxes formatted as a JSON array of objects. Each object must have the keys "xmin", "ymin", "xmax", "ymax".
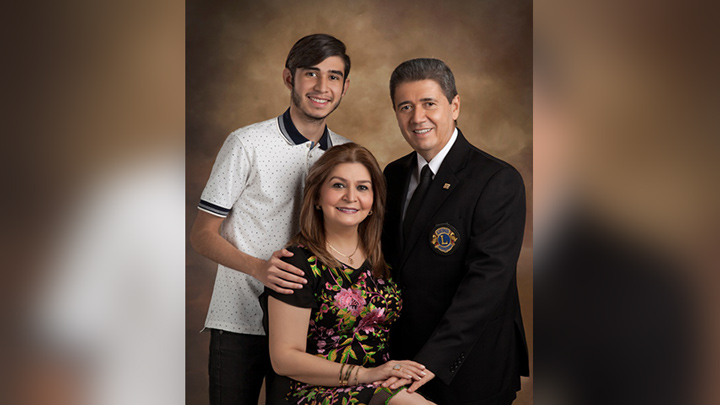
[
  {"xmin": 189, "ymin": 210, "xmax": 306, "ymax": 294},
  {"xmin": 390, "ymin": 166, "xmax": 526, "ymax": 391},
  {"xmin": 419, "ymin": 166, "xmax": 525, "ymax": 384}
]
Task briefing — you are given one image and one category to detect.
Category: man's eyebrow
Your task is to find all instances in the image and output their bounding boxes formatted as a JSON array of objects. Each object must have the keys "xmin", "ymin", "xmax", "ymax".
[
  {"xmin": 302, "ymin": 66, "xmax": 344, "ymax": 79},
  {"xmin": 396, "ymin": 97, "xmax": 438, "ymax": 108}
]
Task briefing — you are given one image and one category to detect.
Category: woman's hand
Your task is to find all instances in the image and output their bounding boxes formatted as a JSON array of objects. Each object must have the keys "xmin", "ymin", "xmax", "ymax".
[
  {"xmin": 359, "ymin": 360, "xmax": 427, "ymax": 385},
  {"xmin": 380, "ymin": 368, "xmax": 435, "ymax": 393}
]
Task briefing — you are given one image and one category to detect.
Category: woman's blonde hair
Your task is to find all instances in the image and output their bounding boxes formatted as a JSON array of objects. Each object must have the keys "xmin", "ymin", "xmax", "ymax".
[{"xmin": 289, "ymin": 143, "xmax": 389, "ymax": 279}]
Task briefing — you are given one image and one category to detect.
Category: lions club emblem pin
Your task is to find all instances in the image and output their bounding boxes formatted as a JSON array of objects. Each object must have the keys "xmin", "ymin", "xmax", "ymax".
[{"xmin": 430, "ymin": 223, "xmax": 459, "ymax": 255}]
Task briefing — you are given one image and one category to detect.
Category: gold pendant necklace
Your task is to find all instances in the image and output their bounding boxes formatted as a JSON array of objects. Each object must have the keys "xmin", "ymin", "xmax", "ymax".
[{"xmin": 326, "ymin": 239, "xmax": 360, "ymax": 265}]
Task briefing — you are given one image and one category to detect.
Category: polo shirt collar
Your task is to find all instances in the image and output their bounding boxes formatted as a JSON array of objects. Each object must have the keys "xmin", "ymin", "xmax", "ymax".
[{"xmin": 279, "ymin": 108, "xmax": 331, "ymax": 150}]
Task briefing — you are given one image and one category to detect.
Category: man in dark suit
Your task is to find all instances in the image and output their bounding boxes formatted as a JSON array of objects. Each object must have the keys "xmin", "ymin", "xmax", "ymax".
[{"xmin": 381, "ymin": 58, "xmax": 528, "ymax": 404}]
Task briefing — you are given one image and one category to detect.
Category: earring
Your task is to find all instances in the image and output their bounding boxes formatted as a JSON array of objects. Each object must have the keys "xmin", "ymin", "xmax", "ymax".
[
  {"xmin": 368, "ymin": 210, "xmax": 373, "ymax": 216},
  {"xmin": 315, "ymin": 205, "xmax": 321, "ymax": 210}
]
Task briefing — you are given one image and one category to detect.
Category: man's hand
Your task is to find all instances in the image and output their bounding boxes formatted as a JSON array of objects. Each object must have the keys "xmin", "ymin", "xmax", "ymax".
[
  {"xmin": 253, "ymin": 248, "xmax": 306, "ymax": 294},
  {"xmin": 381, "ymin": 368, "xmax": 435, "ymax": 393}
]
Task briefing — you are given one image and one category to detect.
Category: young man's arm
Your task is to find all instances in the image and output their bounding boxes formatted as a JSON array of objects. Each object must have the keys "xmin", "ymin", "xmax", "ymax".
[{"xmin": 190, "ymin": 210, "xmax": 306, "ymax": 294}]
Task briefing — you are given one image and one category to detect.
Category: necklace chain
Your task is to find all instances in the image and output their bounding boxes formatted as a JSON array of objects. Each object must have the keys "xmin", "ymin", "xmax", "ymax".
[{"xmin": 326, "ymin": 240, "xmax": 360, "ymax": 265}]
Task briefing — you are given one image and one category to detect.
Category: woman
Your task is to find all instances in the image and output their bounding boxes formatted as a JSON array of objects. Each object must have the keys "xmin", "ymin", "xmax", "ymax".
[{"xmin": 263, "ymin": 143, "xmax": 434, "ymax": 404}]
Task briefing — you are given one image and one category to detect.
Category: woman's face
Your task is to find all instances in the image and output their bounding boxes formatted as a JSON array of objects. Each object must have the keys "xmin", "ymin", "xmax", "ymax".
[{"xmin": 318, "ymin": 162, "xmax": 374, "ymax": 232}]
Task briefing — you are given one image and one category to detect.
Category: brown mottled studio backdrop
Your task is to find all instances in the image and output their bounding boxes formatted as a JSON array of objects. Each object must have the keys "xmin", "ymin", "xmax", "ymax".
[{"xmin": 186, "ymin": 0, "xmax": 533, "ymax": 404}]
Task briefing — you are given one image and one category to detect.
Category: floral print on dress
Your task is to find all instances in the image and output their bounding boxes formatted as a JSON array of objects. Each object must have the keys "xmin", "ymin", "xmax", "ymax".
[
  {"xmin": 335, "ymin": 288, "xmax": 367, "ymax": 317},
  {"xmin": 282, "ymin": 246, "xmax": 403, "ymax": 405},
  {"xmin": 356, "ymin": 308, "xmax": 386, "ymax": 334}
]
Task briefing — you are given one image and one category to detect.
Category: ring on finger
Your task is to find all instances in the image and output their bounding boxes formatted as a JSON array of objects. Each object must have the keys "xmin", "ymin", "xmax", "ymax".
[{"xmin": 392, "ymin": 364, "xmax": 401, "ymax": 370}]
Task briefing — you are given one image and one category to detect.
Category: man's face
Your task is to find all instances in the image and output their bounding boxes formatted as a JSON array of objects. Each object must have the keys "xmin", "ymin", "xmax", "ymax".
[
  {"xmin": 287, "ymin": 56, "xmax": 348, "ymax": 121},
  {"xmin": 393, "ymin": 79, "xmax": 460, "ymax": 162}
]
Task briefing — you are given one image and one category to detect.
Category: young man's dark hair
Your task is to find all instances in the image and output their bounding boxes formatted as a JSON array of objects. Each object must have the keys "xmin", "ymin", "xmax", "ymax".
[
  {"xmin": 389, "ymin": 58, "xmax": 457, "ymax": 105},
  {"xmin": 285, "ymin": 33, "xmax": 351, "ymax": 82}
]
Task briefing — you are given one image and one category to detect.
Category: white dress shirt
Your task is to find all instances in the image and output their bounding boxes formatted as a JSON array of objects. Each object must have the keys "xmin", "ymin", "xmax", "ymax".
[{"xmin": 402, "ymin": 128, "xmax": 458, "ymax": 219}]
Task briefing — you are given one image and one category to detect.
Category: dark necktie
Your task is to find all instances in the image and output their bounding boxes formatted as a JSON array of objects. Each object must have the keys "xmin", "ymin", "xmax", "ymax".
[{"xmin": 403, "ymin": 164, "xmax": 433, "ymax": 241}]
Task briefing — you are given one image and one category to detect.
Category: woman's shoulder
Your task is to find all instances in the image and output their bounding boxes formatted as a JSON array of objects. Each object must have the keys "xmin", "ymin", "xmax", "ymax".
[
  {"xmin": 285, "ymin": 244, "xmax": 310, "ymax": 256},
  {"xmin": 288, "ymin": 244, "xmax": 330, "ymax": 262},
  {"xmin": 280, "ymin": 244, "xmax": 313, "ymax": 269},
  {"xmin": 284, "ymin": 244, "xmax": 323, "ymax": 274}
]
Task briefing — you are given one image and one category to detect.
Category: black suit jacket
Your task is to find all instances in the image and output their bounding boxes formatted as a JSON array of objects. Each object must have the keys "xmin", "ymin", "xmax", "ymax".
[{"xmin": 383, "ymin": 130, "xmax": 528, "ymax": 405}]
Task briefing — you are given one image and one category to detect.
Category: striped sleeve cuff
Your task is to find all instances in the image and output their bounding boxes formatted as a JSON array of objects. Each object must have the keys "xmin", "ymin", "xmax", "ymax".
[{"xmin": 198, "ymin": 200, "xmax": 230, "ymax": 217}]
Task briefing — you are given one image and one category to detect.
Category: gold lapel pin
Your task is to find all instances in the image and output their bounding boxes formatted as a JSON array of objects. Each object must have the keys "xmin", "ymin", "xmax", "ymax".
[{"xmin": 443, "ymin": 183, "xmax": 451, "ymax": 189}]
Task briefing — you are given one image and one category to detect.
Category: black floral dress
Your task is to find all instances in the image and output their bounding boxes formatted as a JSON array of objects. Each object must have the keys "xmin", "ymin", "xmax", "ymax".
[{"xmin": 263, "ymin": 245, "xmax": 403, "ymax": 405}]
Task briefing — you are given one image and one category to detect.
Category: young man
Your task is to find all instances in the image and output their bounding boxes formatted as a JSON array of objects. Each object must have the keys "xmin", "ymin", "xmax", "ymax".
[
  {"xmin": 381, "ymin": 58, "xmax": 529, "ymax": 404},
  {"xmin": 190, "ymin": 34, "xmax": 351, "ymax": 404}
]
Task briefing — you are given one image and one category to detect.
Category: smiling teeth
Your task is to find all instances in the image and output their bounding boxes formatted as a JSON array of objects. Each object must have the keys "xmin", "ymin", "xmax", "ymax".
[
  {"xmin": 414, "ymin": 129, "xmax": 431, "ymax": 134},
  {"xmin": 310, "ymin": 97, "xmax": 329, "ymax": 104},
  {"xmin": 338, "ymin": 208, "xmax": 358, "ymax": 213}
]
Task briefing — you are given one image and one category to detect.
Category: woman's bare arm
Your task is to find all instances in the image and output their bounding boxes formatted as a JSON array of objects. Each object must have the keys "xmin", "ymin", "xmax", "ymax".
[{"xmin": 267, "ymin": 296, "xmax": 427, "ymax": 386}]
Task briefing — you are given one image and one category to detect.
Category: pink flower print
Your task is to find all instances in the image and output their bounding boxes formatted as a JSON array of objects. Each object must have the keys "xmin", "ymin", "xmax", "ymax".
[
  {"xmin": 334, "ymin": 288, "xmax": 366, "ymax": 317},
  {"xmin": 313, "ymin": 327, "xmax": 340, "ymax": 354},
  {"xmin": 357, "ymin": 308, "xmax": 386, "ymax": 334}
]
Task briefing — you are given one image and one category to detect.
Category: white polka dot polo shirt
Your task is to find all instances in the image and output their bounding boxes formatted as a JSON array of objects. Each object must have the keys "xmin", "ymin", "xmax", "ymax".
[{"xmin": 198, "ymin": 112, "xmax": 349, "ymax": 335}]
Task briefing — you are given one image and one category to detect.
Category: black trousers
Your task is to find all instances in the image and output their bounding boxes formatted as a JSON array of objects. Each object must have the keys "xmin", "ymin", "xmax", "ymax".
[{"xmin": 208, "ymin": 329, "xmax": 271, "ymax": 405}]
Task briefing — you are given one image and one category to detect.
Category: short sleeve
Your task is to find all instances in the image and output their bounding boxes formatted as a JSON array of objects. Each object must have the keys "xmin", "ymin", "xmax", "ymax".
[
  {"xmin": 265, "ymin": 246, "xmax": 319, "ymax": 309},
  {"xmin": 198, "ymin": 132, "xmax": 251, "ymax": 217}
]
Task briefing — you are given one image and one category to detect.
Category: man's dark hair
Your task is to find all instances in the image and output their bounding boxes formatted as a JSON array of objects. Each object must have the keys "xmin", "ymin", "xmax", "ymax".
[
  {"xmin": 285, "ymin": 34, "xmax": 351, "ymax": 82},
  {"xmin": 389, "ymin": 58, "xmax": 458, "ymax": 106}
]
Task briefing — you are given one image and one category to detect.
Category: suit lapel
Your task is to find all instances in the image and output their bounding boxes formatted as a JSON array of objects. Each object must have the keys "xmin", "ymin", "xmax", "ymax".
[
  {"xmin": 400, "ymin": 130, "xmax": 472, "ymax": 266},
  {"xmin": 395, "ymin": 154, "xmax": 415, "ymax": 248}
]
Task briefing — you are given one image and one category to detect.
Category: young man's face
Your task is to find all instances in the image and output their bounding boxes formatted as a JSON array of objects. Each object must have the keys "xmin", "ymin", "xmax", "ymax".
[
  {"xmin": 393, "ymin": 79, "xmax": 460, "ymax": 162},
  {"xmin": 286, "ymin": 56, "xmax": 349, "ymax": 121}
]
